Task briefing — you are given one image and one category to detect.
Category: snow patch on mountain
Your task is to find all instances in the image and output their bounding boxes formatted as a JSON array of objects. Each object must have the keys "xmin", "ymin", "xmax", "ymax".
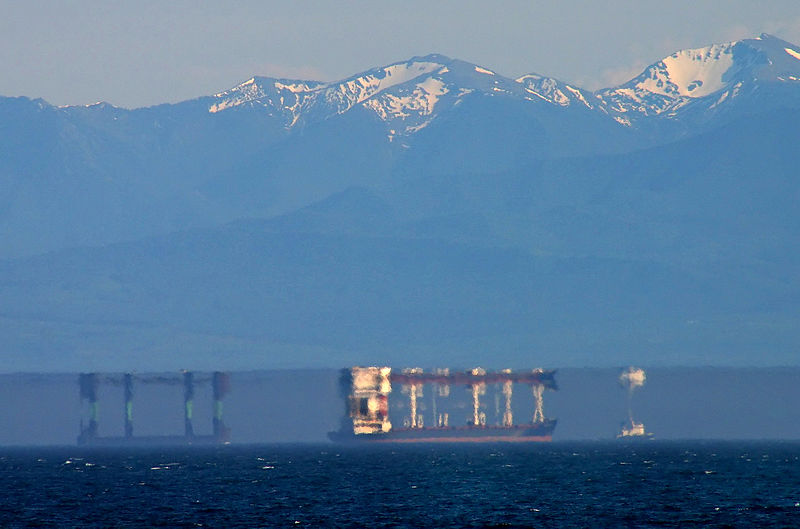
[
  {"xmin": 322, "ymin": 60, "xmax": 444, "ymax": 115},
  {"xmin": 274, "ymin": 81, "xmax": 319, "ymax": 93},
  {"xmin": 209, "ymin": 78, "xmax": 262, "ymax": 113},
  {"xmin": 786, "ymin": 47, "xmax": 800, "ymax": 61},
  {"xmin": 517, "ymin": 74, "xmax": 598, "ymax": 109},
  {"xmin": 363, "ymin": 77, "xmax": 450, "ymax": 138},
  {"xmin": 641, "ymin": 44, "xmax": 735, "ymax": 98},
  {"xmin": 208, "ymin": 77, "xmax": 325, "ymax": 119},
  {"xmin": 364, "ymin": 77, "xmax": 448, "ymax": 119}
]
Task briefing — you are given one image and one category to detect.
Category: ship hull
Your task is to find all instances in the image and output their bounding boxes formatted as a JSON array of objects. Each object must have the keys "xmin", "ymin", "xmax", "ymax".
[
  {"xmin": 77, "ymin": 435, "xmax": 228, "ymax": 447},
  {"xmin": 329, "ymin": 420, "xmax": 556, "ymax": 444}
]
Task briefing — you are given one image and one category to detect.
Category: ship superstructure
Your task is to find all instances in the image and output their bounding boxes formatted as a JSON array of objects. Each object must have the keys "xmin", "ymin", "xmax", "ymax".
[
  {"xmin": 329, "ymin": 367, "xmax": 558, "ymax": 443},
  {"xmin": 617, "ymin": 366, "xmax": 653, "ymax": 439}
]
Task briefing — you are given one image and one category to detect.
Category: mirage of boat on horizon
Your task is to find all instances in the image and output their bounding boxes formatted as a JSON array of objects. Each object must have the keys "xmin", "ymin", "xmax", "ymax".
[{"xmin": 328, "ymin": 367, "xmax": 558, "ymax": 443}]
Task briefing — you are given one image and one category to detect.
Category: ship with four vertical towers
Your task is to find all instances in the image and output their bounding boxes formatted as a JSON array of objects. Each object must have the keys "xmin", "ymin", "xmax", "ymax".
[
  {"xmin": 328, "ymin": 367, "xmax": 558, "ymax": 443},
  {"xmin": 76, "ymin": 371, "xmax": 231, "ymax": 446}
]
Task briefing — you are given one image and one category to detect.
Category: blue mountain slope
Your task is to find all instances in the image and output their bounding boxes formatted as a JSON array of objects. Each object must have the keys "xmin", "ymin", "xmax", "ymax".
[
  {"xmin": 1, "ymin": 107, "xmax": 798, "ymax": 370},
  {"xmin": 0, "ymin": 225, "xmax": 747, "ymax": 371}
]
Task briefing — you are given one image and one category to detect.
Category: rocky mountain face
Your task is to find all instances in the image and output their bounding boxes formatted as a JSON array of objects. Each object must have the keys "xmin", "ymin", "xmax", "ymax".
[{"xmin": 1, "ymin": 35, "xmax": 799, "ymax": 370}]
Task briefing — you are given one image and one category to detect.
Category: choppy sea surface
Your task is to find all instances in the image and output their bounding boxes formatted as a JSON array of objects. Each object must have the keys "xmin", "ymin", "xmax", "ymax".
[{"xmin": 2, "ymin": 441, "xmax": 799, "ymax": 528}]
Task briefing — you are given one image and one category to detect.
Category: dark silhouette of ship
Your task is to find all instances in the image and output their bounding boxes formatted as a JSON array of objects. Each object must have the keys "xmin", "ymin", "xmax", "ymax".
[{"xmin": 77, "ymin": 372, "xmax": 231, "ymax": 446}]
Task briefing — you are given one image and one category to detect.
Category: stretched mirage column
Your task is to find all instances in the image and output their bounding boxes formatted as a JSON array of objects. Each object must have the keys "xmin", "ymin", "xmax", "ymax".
[
  {"xmin": 124, "ymin": 373, "xmax": 134, "ymax": 438},
  {"xmin": 79, "ymin": 373, "xmax": 99, "ymax": 441},
  {"xmin": 184, "ymin": 371, "xmax": 194, "ymax": 438},
  {"xmin": 212, "ymin": 372, "xmax": 231, "ymax": 440}
]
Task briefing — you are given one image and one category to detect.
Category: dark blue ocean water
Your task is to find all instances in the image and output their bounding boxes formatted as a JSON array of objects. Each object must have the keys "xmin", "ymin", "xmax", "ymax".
[{"xmin": 1, "ymin": 442, "xmax": 799, "ymax": 528}]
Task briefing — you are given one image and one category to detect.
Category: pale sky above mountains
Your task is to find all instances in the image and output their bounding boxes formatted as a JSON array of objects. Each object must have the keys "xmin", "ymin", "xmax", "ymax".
[{"xmin": 1, "ymin": 0, "xmax": 799, "ymax": 109}]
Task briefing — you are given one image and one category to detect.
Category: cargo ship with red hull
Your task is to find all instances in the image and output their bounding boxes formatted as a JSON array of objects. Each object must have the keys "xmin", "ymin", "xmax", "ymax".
[
  {"xmin": 328, "ymin": 420, "xmax": 557, "ymax": 444},
  {"xmin": 328, "ymin": 367, "xmax": 558, "ymax": 444}
]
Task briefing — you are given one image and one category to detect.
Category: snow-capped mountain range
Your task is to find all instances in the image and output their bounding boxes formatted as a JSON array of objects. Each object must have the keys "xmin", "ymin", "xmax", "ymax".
[
  {"xmin": 205, "ymin": 33, "xmax": 800, "ymax": 135},
  {"xmin": 2, "ymin": 32, "xmax": 800, "ymax": 260},
  {"xmin": 207, "ymin": 55, "xmax": 541, "ymax": 140}
]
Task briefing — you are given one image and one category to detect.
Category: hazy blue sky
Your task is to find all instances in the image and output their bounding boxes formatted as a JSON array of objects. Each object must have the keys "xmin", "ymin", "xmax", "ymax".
[{"xmin": 2, "ymin": 0, "xmax": 800, "ymax": 108}]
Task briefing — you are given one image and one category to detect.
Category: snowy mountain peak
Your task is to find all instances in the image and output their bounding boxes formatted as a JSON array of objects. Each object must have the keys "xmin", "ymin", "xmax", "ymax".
[
  {"xmin": 596, "ymin": 41, "xmax": 740, "ymax": 117},
  {"xmin": 206, "ymin": 54, "xmax": 550, "ymax": 137},
  {"xmin": 517, "ymin": 73, "xmax": 598, "ymax": 109},
  {"xmin": 642, "ymin": 42, "xmax": 736, "ymax": 98},
  {"xmin": 208, "ymin": 76, "xmax": 326, "ymax": 121},
  {"xmin": 320, "ymin": 58, "xmax": 447, "ymax": 115},
  {"xmin": 746, "ymin": 33, "xmax": 800, "ymax": 78},
  {"xmin": 207, "ymin": 57, "xmax": 451, "ymax": 127},
  {"xmin": 597, "ymin": 34, "xmax": 800, "ymax": 119}
]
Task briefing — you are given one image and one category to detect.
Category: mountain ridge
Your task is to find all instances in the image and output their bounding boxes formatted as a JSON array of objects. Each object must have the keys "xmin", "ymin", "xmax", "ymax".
[
  {"xmin": 194, "ymin": 34, "xmax": 800, "ymax": 137},
  {"xmin": 39, "ymin": 34, "xmax": 799, "ymax": 129},
  {"xmin": 10, "ymin": 34, "xmax": 797, "ymax": 135}
]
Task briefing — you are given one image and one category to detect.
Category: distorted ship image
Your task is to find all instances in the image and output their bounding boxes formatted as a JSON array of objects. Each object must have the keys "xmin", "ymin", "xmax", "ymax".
[
  {"xmin": 77, "ymin": 372, "xmax": 231, "ymax": 446},
  {"xmin": 618, "ymin": 419, "xmax": 652, "ymax": 439},
  {"xmin": 329, "ymin": 367, "xmax": 558, "ymax": 443},
  {"xmin": 617, "ymin": 367, "xmax": 653, "ymax": 440}
]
